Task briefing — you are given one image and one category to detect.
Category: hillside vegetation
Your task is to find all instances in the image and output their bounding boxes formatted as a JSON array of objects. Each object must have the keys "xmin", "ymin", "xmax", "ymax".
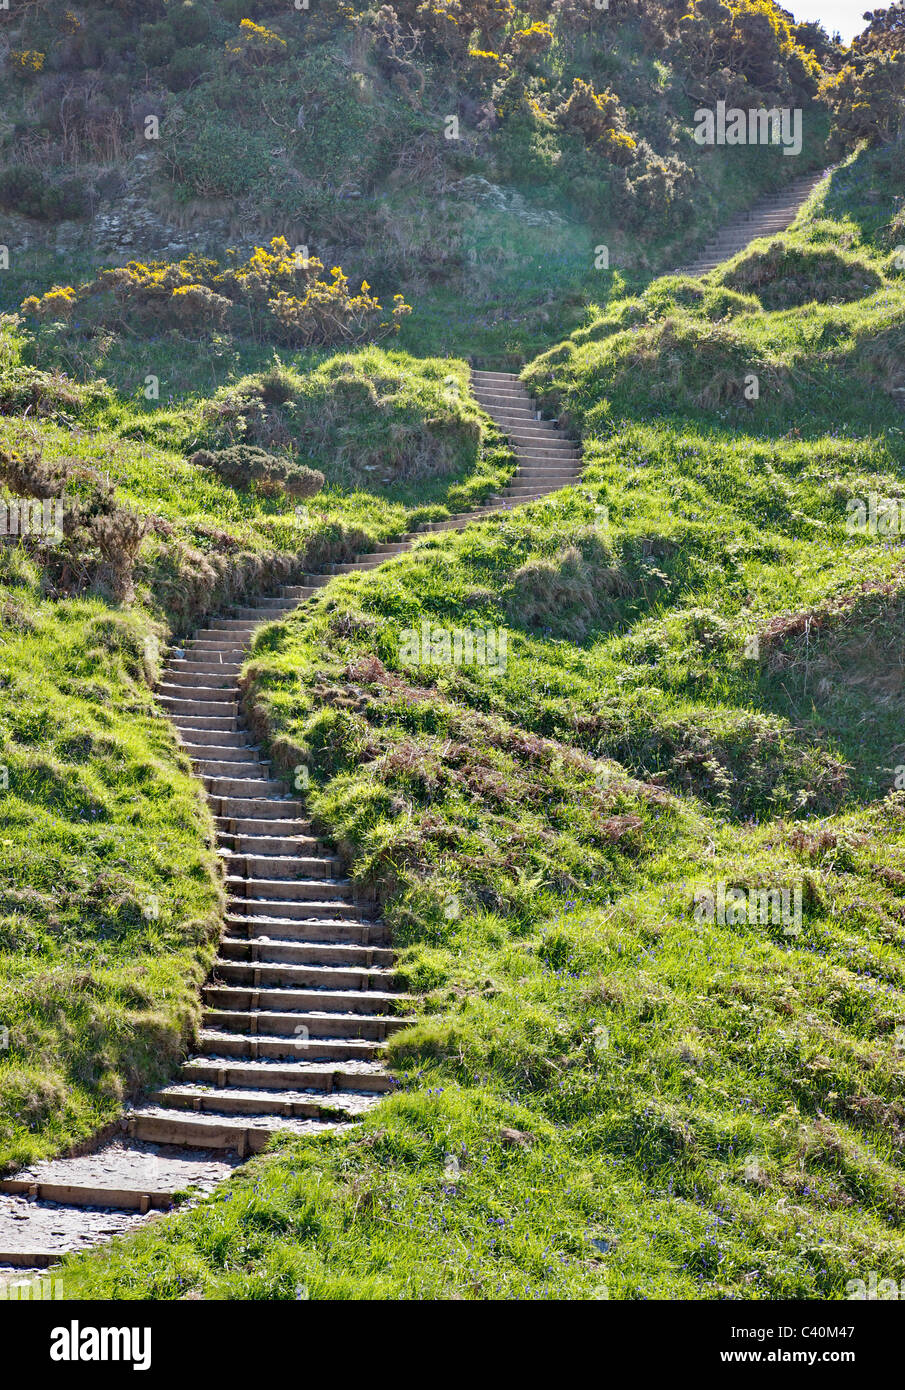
[
  {"xmin": 0, "ymin": 0, "xmax": 834, "ymax": 360},
  {"xmin": 2, "ymin": 0, "xmax": 905, "ymax": 1301}
]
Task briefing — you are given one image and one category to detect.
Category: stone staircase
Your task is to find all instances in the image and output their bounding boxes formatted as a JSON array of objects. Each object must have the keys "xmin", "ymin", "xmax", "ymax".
[
  {"xmin": 673, "ymin": 169, "xmax": 829, "ymax": 277},
  {"xmin": 122, "ymin": 586, "xmax": 412, "ymax": 1159},
  {"xmin": 468, "ymin": 370, "xmax": 582, "ymax": 504},
  {"xmin": 110, "ymin": 373, "xmax": 582, "ymax": 1157},
  {"xmin": 0, "ymin": 367, "xmax": 583, "ymax": 1268}
]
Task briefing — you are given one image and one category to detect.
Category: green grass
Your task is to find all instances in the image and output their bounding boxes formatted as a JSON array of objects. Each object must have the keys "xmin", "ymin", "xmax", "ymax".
[{"xmin": 0, "ymin": 547, "xmax": 221, "ymax": 1170}]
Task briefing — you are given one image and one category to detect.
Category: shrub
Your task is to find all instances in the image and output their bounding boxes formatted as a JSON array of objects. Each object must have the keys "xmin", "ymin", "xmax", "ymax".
[
  {"xmin": 20, "ymin": 286, "xmax": 78, "ymax": 320},
  {"xmin": 267, "ymin": 275, "xmax": 411, "ymax": 347},
  {"xmin": 89, "ymin": 510, "xmax": 148, "ymax": 603},
  {"xmin": 24, "ymin": 238, "xmax": 413, "ymax": 348},
  {"xmin": 189, "ymin": 445, "xmax": 325, "ymax": 499},
  {"xmin": 0, "ymin": 447, "xmax": 148, "ymax": 603},
  {"xmin": 0, "ymin": 166, "xmax": 88, "ymax": 221},
  {"xmin": 555, "ymin": 79, "xmax": 637, "ymax": 165},
  {"xmin": 509, "ymin": 21, "xmax": 554, "ymax": 57},
  {"xmin": 820, "ymin": 53, "xmax": 905, "ymax": 150},
  {"xmin": 224, "ymin": 17, "xmax": 288, "ymax": 67}
]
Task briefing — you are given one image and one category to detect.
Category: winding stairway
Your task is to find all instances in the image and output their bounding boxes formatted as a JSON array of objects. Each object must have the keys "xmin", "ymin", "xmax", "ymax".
[
  {"xmin": 0, "ymin": 161, "xmax": 833, "ymax": 1265},
  {"xmin": 0, "ymin": 370, "xmax": 580, "ymax": 1272},
  {"xmin": 121, "ymin": 370, "xmax": 582, "ymax": 1153}
]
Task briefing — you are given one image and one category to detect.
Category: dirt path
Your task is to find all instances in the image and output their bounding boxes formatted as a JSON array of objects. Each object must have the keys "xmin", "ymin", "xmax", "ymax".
[{"xmin": 0, "ymin": 370, "xmax": 580, "ymax": 1280}]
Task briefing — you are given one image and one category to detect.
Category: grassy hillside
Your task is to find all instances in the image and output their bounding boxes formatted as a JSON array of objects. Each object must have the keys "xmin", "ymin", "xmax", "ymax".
[
  {"xmin": 51, "ymin": 140, "xmax": 905, "ymax": 1299},
  {"xmin": 0, "ymin": 0, "xmax": 833, "ymax": 360}
]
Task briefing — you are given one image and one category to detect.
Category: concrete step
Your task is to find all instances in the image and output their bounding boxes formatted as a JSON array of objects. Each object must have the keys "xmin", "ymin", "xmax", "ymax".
[
  {"xmin": 280, "ymin": 586, "xmax": 319, "ymax": 601},
  {"xmin": 225, "ymin": 899, "xmax": 360, "ymax": 922},
  {"xmin": 151, "ymin": 1083, "xmax": 373, "ymax": 1122},
  {"xmin": 181, "ymin": 730, "xmax": 253, "ymax": 749},
  {"xmin": 201, "ymin": 983, "xmax": 406, "ymax": 1015},
  {"xmin": 225, "ymin": 876, "xmax": 350, "ymax": 901},
  {"xmin": 214, "ymin": 815, "xmax": 314, "ymax": 836},
  {"xmin": 171, "ymin": 714, "xmax": 239, "ymax": 733},
  {"xmin": 0, "ymin": 1179, "xmax": 174, "ymax": 1213},
  {"xmin": 159, "ymin": 682, "xmax": 237, "ymax": 704},
  {"xmin": 169, "ymin": 655, "xmax": 243, "ymax": 671},
  {"xmin": 197, "ymin": 760, "xmax": 269, "ymax": 779},
  {"xmin": 184, "ymin": 639, "xmax": 247, "ymax": 653},
  {"xmin": 159, "ymin": 696, "xmax": 238, "ymax": 718},
  {"xmin": 217, "ymin": 833, "xmax": 320, "ymax": 855},
  {"xmin": 209, "ymin": 796, "xmax": 304, "ymax": 818},
  {"xmin": 225, "ymin": 913, "xmax": 385, "ymax": 941},
  {"xmin": 219, "ymin": 852, "xmax": 340, "ymax": 879},
  {"xmin": 230, "ymin": 606, "xmax": 294, "ymax": 621},
  {"xmin": 124, "ymin": 1107, "xmax": 339, "ymax": 1154},
  {"xmin": 203, "ymin": 776, "xmax": 287, "ymax": 799},
  {"xmin": 219, "ymin": 938, "xmax": 394, "ymax": 968},
  {"xmin": 182, "ymin": 1059, "xmax": 393, "ymax": 1094},
  {"xmin": 326, "ymin": 559, "xmax": 385, "ymax": 574},
  {"xmin": 203, "ymin": 1009, "xmax": 413, "ymax": 1041},
  {"xmin": 199, "ymin": 1028, "xmax": 384, "ymax": 1062},
  {"xmin": 185, "ymin": 743, "xmax": 259, "ymax": 762}
]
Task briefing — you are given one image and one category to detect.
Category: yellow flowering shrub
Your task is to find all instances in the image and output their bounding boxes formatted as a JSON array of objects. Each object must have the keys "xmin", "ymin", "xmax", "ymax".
[
  {"xmin": 225, "ymin": 17, "xmax": 287, "ymax": 66},
  {"xmin": 10, "ymin": 50, "xmax": 45, "ymax": 71},
  {"xmin": 555, "ymin": 79, "xmax": 637, "ymax": 165},
  {"xmin": 20, "ymin": 285, "xmax": 77, "ymax": 318},
  {"xmin": 510, "ymin": 21, "xmax": 554, "ymax": 57},
  {"xmin": 21, "ymin": 240, "xmax": 411, "ymax": 348}
]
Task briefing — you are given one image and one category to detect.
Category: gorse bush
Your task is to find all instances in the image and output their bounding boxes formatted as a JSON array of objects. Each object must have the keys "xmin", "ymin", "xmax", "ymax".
[
  {"xmin": 677, "ymin": 0, "xmax": 822, "ymax": 104},
  {"xmin": 188, "ymin": 445, "xmax": 325, "ymax": 500},
  {"xmin": 21, "ymin": 238, "xmax": 412, "ymax": 347},
  {"xmin": 554, "ymin": 78, "xmax": 637, "ymax": 164}
]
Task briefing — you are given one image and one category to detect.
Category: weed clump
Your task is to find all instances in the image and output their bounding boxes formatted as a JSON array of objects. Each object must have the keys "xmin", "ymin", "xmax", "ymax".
[{"xmin": 508, "ymin": 538, "xmax": 633, "ymax": 641}]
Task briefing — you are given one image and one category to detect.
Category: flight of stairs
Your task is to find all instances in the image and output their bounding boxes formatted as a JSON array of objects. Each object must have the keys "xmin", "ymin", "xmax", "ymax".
[
  {"xmin": 0, "ymin": 366, "xmax": 585, "ymax": 1267},
  {"xmin": 122, "ymin": 584, "xmax": 417, "ymax": 1158},
  {"xmin": 469, "ymin": 370, "xmax": 582, "ymax": 503},
  {"xmin": 673, "ymin": 170, "xmax": 829, "ymax": 277},
  {"xmin": 124, "ymin": 372, "xmax": 579, "ymax": 1156}
]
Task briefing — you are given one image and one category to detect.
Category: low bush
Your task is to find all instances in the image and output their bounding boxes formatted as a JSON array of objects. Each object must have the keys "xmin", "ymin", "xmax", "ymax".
[{"xmin": 189, "ymin": 445, "xmax": 325, "ymax": 499}]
